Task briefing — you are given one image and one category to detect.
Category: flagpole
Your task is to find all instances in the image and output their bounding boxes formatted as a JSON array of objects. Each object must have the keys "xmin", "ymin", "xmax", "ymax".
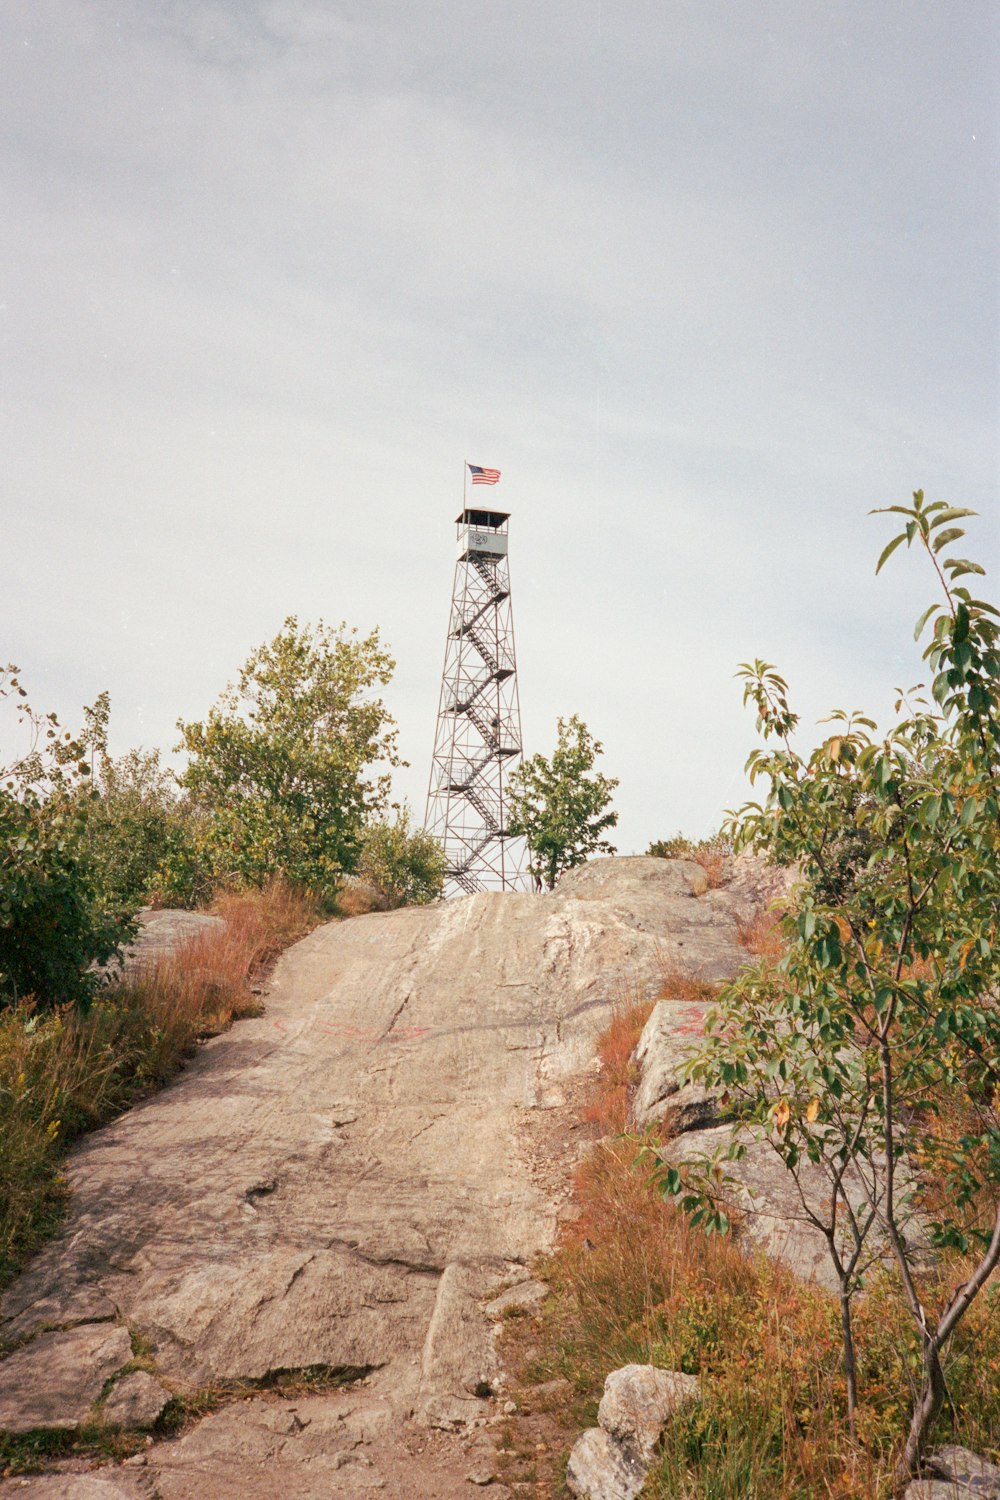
[{"xmin": 462, "ymin": 458, "xmax": 467, "ymax": 510}]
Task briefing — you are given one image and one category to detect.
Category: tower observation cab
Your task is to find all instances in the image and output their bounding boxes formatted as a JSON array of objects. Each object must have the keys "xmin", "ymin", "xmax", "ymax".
[{"xmin": 425, "ymin": 508, "xmax": 526, "ymax": 895}]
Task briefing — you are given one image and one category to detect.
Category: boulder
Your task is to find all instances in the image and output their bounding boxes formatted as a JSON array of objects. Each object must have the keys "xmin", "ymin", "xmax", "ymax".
[
  {"xmin": 597, "ymin": 1363, "xmax": 700, "ymax": 1461},
  {"xmin": 664, "ymin": 1122, "xmax": 929, "ymax": 1292},
  {"xmin": 101, "ymin": 1369, "xmax": 171, "ymax": 1428},
  {"xmin": 904, "ymin": 1484, "xmax": 979, "ymax": 1499},
  {"xmin": 416, "ymin": 1262, "xmax": 499, "ymax": 1428},
  {"xmin": 927, "ymin": 1446, "xmax": 1000, "ymax": 1497},
  {"xmin": 0, "ymin": 1322, "xmax": 131, "ymax": 1433},
  {"xmin": 664, "ymin": 1123, "xmax": 838, "ymax": 1286},
  {"xmin": 565, "ymin": 1426, "xmax": 647, "ymax": 1500},
  {"xmin": 483, "ymin": 1279, "xmax": 548, "ymax": 1318},
  {"xmin": 566, "ymin": 1364, "xmax": 701, "ymax": 1499},
  {"xmin": 630, "ymin": 1000, "xmax": 718, "ymax": 1133}
]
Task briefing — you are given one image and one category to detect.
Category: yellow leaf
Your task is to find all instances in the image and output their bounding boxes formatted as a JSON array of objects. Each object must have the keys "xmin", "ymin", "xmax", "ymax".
[
  {"xmin": 774, "ymin": 1099, "xmax": 791, "ymax": 1130},
  {"xmin": 806, "ymin": 1098, "xmax": 820, "ymax": 1123}
]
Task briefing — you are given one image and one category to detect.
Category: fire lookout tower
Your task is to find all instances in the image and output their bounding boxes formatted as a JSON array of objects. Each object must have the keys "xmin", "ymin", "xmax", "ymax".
[{"xmin": 425, "ymin": 508, "xmax": 525, "ymax": 895}]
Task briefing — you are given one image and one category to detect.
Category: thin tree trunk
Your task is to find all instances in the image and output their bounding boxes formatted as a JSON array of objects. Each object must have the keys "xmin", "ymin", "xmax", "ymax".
[
  {"xmin": 839, "ymin": 1283, "xmax": 858, "ymax": 1430},
  {"xmin": 898, "ymin": 1205, "xmax": 1000, "ymax": 1478},
  {"xmin": 898, "ymin": 1337, "xmax": 947, "ymax": 1482}
]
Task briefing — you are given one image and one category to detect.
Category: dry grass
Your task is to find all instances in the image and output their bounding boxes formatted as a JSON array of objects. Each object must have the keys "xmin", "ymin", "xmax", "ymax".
[
  {"xmin": 333, "ymin": 882, "xmax": 387, "ymax": 918},
  {"xmin": 692, "ymin": 848, "xmax": 729, "ymax": 889},
  {"xmin": 656, "ymin": 963, "xmax": 721, "ymax": 1006},
  {"xmin": 581, "ymin": 969, "xmax": 719, "ymax": 1139},
  {"xmin": 501, "ymin": 1136, "xmax": 877, "ymax": 1499},
  {"xmin": 498, "ymin": 989, "xmax": 1000, "ymax": 1499},
  {"xmin": 737, "ymin": 904, "xmax": 787, "ymax": 964},
  {"xmin": 581, "ymin": 988, "xmax": 655, "ymax": 1134},
  {"xmin": 0, "ymin": 881, "xmax": 321, "ymax": 1290},
  {"xmin": 648, "ymin": 835, "xmax": 733, "ymax": 889}
]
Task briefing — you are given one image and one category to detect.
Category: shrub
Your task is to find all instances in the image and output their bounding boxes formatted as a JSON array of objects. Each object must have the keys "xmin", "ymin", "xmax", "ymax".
[
  {"xmin": 176, "ymin": 617, "xmax": 399, "ymax": 901},
  {"xmin": 354, "ymin": 809, "xmax": 445, "ymax": 908},
  {"xmin": 647, "ymin": 831, "xmax": 732, "ymax": 888},
  {"xmin": 499, "ymin": 1002, "xmax": 1000, "ymax": 1499},
  {"xmin": 0, "ymin": 879, "xmax": 320, "ymax": 1288},
  {"xmin": 75, "ymin": 734, "xmax": 212, "ymax": 915},
  {"xmin": 0, "ymin": 670, "xmax": 132, "ymax": 1011},
  {"xmin": 507, "ymin": 716, "xmax": 618, "ymax": 890},
  {"xmin": 654, "ymin": 494, "xmax": 1000, "ymax": 1477},
  {"xmin": 334, "ymin": 882, "xmax": 387, "ymax": 917}
]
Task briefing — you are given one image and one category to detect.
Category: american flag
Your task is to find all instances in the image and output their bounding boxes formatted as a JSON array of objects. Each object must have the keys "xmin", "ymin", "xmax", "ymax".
[{"xmin": 468, "ymin": 464, "xmax": 501, "ymax": 485}]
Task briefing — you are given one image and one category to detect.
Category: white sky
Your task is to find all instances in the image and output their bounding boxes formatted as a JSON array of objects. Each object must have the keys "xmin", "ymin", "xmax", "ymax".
[{"xmin": 3, "ymin": 0, "xmax": 998, "ymax": 853}]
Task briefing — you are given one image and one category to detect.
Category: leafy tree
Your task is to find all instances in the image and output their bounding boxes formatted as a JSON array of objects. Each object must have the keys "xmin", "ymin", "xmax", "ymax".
[
  {"xmin": 507, "ymin": 715, "xmax": 618, "ymax": 890},
  {"xmin": 652, "ymin": 494, "xmax": 1000, "ymax": 1478},
  {"xmin": 355, "ymin": 808, "xmax": 445, "ymax": 908},
  {"xmin": 176, "ymin": 617, "xmax": 399, "ymax": 901},
  {"xmin": 147, "ymin": 809, "xmax": 215, "ymax": 910},
  {"xmin": 0, "ymin": 669, "xmax": 132, "ymax": 1008},
  {"xmin": 74, "ymin": 695, "xmax": 208, "ymax": 913}
]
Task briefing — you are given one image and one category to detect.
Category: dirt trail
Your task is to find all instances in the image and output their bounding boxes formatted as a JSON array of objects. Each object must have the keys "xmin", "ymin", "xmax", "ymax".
[{"xmin": 0, "ymin": 857, "xmax": 768, "ymax": 1499}]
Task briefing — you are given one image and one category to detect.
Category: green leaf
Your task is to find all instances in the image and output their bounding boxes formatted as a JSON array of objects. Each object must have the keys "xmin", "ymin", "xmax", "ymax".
[
  {"xmin": 953, "ymin": 603, "xmax": 971, "ymax": 644},
  {"xmin": 959, "ymin": 798, "xmax": 983, "ymax": 834},
  {"xmin": 917, "ymin": 792, "xmax": 941, "ymax": 828},
  {"xmin": 931, "ymin": 527, "xmax": 964, "ymax": 553},
  {"xmin": 875, "ymin": 533, "xmax": 907, "ymax": 574},
  {"xmin": 933, "ymin": 507, "xmax": 978, "ymax": 524},
  {"xmin": 913, "ymin": 603, "xmax": 939, "ymax": 640}
]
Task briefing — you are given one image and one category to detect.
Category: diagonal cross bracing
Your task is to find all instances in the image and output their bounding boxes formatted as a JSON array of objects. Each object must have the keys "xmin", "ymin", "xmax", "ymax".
[{"xmin": 425, "ymin": 509, "xmax": 526, "ymax": 895}]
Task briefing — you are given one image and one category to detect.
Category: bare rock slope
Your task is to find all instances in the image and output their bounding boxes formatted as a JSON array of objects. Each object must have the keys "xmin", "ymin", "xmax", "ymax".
[{"xmin": 0, "ymin": 856, "xmax": 769, "ymax": 1499}]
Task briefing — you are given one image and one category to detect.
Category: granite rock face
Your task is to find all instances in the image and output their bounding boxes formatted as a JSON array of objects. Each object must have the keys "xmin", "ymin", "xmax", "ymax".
[
  {"xmin": 123, "ymin": 909, "xmax": 226, "ymax": 971},
  {"xmin": 626, "ymin": 858, "xmax": 936, "ymax": 1295},
  {"xmin": 629, "ymin": 999, "xmax": 719, "ymax": 1133},
  {"xmin": 0, "ymin": 1323, "xmax": 131, "ymax": 1433},
  {"xmin": 0, "ymin": 1481, "xmax": 146, "ymax": 1500},
  {"xmin": 94, "ymin": 908, "xmax": 226, "ymax": 985},
  {"xmin": 483, "ymin": 1278, "xmax": 549, "ymax": 1318},
  {"xmin": 0, "ymin": 857, "xmax": 757, "ymax": 1496},
  {"xmin": 566, "ymin": 1363, "xmax": 701, "ymax": 1499},
  {"xmin": 101, "ymin": 1369, "xmax": 172, "ymax": 1428},
  {"xmin": 565, "ymin": 1426, "xmax": 647, "ymax": 1500},
  {"xmin": 597, "ymin": 1364, "xmax": 701, "ymax": 1462},
  {"xmin": 918, "ymin": 1446, "xmax": 1000, "ymax": 1498}
]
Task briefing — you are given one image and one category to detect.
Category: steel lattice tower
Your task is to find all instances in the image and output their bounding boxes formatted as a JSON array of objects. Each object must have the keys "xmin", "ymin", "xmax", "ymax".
[{"xmin": 425, "ymin": 506, "xmax": 525, "ymax": 896}]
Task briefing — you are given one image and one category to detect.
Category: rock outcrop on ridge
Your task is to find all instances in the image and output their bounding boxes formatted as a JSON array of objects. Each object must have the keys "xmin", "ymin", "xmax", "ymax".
[{"xmin": 0, "ymin": 856, "xmax": 771, "ymax": 1499}]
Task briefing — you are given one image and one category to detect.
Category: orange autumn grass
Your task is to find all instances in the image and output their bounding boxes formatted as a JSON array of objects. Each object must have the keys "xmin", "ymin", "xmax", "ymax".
[
  {"xmin": 736, "ymin": 903, "xmax": 786, "ymax": 964},
  {"xmin": 0, "ymin": 881, "xmax": 322, "ymax": 1291},
  {"xmin": 584, "ymin": 967, "xmax": 720, "ymax": 1135},
  {"xmin": 505, "ymin": 917, "xmax": 1000, "ymax": 1497},
  {"xmin": 502, "ymin": 973, "xmax": 886, "ymax": 1500}
]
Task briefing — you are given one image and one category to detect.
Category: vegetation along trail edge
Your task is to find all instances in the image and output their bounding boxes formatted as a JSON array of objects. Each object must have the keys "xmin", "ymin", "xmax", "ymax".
[{"xmin": 0, "ymin": 855, "xmax": 768, "ymax": 1498}]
